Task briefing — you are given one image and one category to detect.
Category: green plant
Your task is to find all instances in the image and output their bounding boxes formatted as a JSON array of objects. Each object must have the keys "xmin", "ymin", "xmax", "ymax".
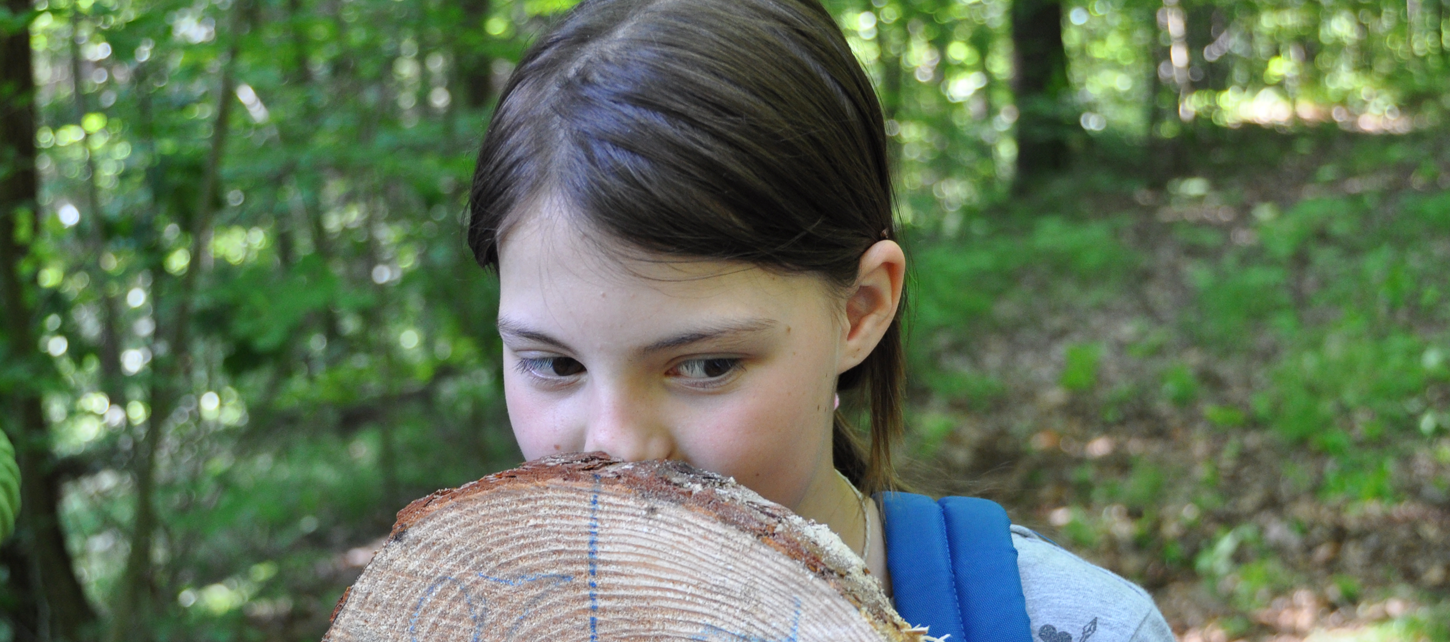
[
  {"xmin": 1174, "ymin": 225, "xmax": 1227, "ymax": 249},
  {"xmin": 0, "ymin": 430, "xmax": 18, "ymax": 543},
  {"xmin": 911, "ymin": 412, "xmax": 958, "ymax": 457},
  {"xmin": 1059, "ymin": 507, "xmax": 1102, "ymax": 549},
  {"xmin": 923, "ymin": 369, "xmax": 1007, "ymax": 405},
  {"xmin": 1125, "ymin": 325, "xmax": 1170, "ymax": 358},
  {"xmin": 1027, "ymin": 217, "xmax": 1140, "ymax": 281},
  {"xmin": 1195, "ymin": 525, "xmax": 1251, "ymax": 579},
  {"xmin": 1101, "ymin": 383, "xmax": 1140, "ymax": 423},
  {"xmin": 1218, "ymin": 615, "xmax": 1254, "ymax": 639},
  {"xmin": 1258, "ymin": 196, "xmax": 1364, "ymax": 261},
  {"xmin": 1321, "ymin": 454, "xmax": 1398, "ymax": 501},
  {"xmin": 1161, "ymin": 364, "xmax": 1199, "ymax": 406},
  {"xmin": 1188, "ymin": 262, "xmax": 1292, "ymax": 349},
  {"xmin": 1204, "ymin": 404, "xmax": 1246, "ymax": 428},
  {"xmin": 1330, "ymin": 574, "xmax": 1361, "ymax": 604},
  {"xmin": 1161, "ymin": 540, "xmax": 1187, "ymax": 568},
  {"xmin": 1122, "ymin": 459, "xmax": 1166, "ymax": 509},
  {"xmin": 1260, "ymin": 323, "xmax": 1447, "ymax": 457},
  {"xmin": 1061, "ymin": 342, "xmax": 1103, "ymax": 393}
]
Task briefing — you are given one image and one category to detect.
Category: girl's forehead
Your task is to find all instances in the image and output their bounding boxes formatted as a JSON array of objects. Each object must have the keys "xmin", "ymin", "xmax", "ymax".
[
  {"xmin": 498, "ymin": 208, "xmax": 813, "ymax": 295},
  {"xmin": 496, "ymin": 214, "xmax": 839, "ymax": 339}
]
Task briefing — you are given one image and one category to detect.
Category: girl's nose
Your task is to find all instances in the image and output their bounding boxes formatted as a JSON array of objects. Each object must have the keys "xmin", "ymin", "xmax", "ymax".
[{"xmin": 581, "ymin": 388, "xmax": 673, "ymax": 462}]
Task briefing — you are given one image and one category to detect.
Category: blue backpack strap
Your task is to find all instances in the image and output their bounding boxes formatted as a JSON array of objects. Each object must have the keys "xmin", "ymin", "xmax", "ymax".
[
  {"xmin": 879, "ymin": 492, "xmax": 1034, "ymax": 642},
  {"xmin": 938, "ymin": 497, "xmax": 1034, "ymax": 642},
  {"xmin": 879, "ymin": 492, "xmax": 968, "ymax": 642}
]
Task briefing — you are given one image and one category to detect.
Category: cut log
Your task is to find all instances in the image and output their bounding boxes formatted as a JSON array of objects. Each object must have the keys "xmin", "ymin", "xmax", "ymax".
[{"xmin": 325, "ymin": 452, "xmax": 929, "ymax": 641}]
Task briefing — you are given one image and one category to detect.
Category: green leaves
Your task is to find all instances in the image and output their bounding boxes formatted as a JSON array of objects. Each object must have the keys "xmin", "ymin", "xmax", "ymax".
[
  {"xmin": 0, "ymin": 429, "xmax": 19, "ymax": 543},
  {"xmin": 199, "ymin": 255, "xmax": 370, "ymax": 373},
  {"xmin": 1061, "ymin": 342, "xmax": 1103, "ymax": 392},
  {"xmin": 0, "ymin": 7, "xmax": 42, "ymax": 37},
  {"xmin": 1188, "ymin": 262, "xmax": 1292, "ymax": 350}
]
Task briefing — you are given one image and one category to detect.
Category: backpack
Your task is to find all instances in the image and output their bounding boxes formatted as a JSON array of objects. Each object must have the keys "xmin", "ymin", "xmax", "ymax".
[{"xmin": 878, "ymin": 492, "xmax": 1034, "ymax": 642}]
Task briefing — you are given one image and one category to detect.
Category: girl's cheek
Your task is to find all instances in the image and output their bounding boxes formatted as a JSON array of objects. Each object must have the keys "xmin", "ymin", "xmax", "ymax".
[
  {"xmin": 689, "ymin": 383, "xmax": 825, "ymax": 507},
  {"xmin": 504, "ymin": 380, "xmax": 571, "ymax": 459}
]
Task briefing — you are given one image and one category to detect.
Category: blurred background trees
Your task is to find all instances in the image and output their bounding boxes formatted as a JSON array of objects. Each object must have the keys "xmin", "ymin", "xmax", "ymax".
[{"xmin": 0, "ymin": 0, "xmax": 1447, "ymax": 639}]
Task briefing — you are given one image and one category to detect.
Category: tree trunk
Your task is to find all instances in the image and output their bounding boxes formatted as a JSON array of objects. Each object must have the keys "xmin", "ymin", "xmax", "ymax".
[
  {"xmin": 1010, "ymin": 0, "xmax": 1071, "ymax": 189},
  {"xmin": 286, "ymin": 0, "xmax": 314, "ymax": 88},
  {"xmin": 878, "ymin": 15, "xmax": 905, "ymax": 170},
  {"xmin": 1185, "ymin": 2, "xmax": 1222, "ymax": 91},
  {"xmin": 1437, "ymin": 0, "xmax": 1448, "ymax": 63},
  {"xmin": 969, "ymin": 18, "xmax": 994, "ymax": 120},
  {"xmin": 326, "ymin": 454, "xmax": 924, "ymax": 642},
  {"xmin": 67, "ymin": 12, "xmax": 128, "ymax": 412},
  {"xmin": 457, "ymin": 0, "xmax": 493, "ymax": 109},
  {"xmin": 1144, "ymin": 1, "xmax": 1181, "ymax": 185},
  {"xmin": 1, "ymin": 2, "xmax": 99, "ymax": 638}
]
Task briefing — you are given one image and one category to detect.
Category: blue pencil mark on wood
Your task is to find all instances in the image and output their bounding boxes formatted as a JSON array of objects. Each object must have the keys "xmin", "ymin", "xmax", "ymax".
[
  {"xmin": 409, "ymin": 575, "xmax": 485, "ymax": 642},
  {"xmin": 478, "ymin": 573, "xmax": 574, "ymax": 640},
  {"xmin": 588, "ymin": 473, "xmax": 602, "ymax": 641},
  {"xmin": 690, "ymin": 596, "xmax": 802, "ymax": 642}
]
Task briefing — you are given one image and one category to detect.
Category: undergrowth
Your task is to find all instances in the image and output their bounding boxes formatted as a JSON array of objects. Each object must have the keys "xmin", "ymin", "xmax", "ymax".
[{"xmin": 902, "ymin": 131, "xmax": 1450, "ymax": 640}]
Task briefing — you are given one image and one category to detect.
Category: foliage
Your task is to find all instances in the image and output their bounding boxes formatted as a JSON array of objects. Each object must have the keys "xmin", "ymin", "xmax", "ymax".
[
  {"xmin": 4, "ymin": 0, "xmax": 1450, "ymax": 637},
  {"xmin": 1061, "ymin": 342, "xmax": 1103, "ymax": 392},
  {"xmin": 909, "ymin": 215, "xmax": 1140, "ymax": 369},
  {"xmin": 0, "ymin": 431, "xmax": 17, "ymax": 544}
]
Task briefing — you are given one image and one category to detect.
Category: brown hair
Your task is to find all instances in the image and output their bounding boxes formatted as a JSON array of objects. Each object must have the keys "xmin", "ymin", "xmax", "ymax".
[{"xmin": 467, "ymin": 0, "xmax": 905, "ymax": 494}]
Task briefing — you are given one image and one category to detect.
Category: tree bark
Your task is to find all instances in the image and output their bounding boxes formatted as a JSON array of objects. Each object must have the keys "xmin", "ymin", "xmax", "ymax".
[
  {"xmin": 326, "ymin": 454, "xmax": 925, "ymax": 642},
  {"xmin": 878, "ymin": 14, "xmax": 905, "ymax": 170},
  {"xmin": 1437, "ymin": 0, "xmax": 1448, "ymax": 63},
  {"xmin": 1, "ymin": 2, "xmax": 99, "ymax": 638},
  {"xmin": 457, "ymin": 0, "xmax": 493, "ymax": 109},
  {"xmin": 286, "ymin": 0, "xmax": 314, "ymax": 88},
  {"xmin": 1185, "ymin": 1, "xmax": 1222, "ymax": 91},
  {"xmin": 1144, "ymin": 1, "xmax": 1180, "ymax": 185},
  {"xmin": 1010, "ymin": 0, "xmax": 1071, "ymax": 189}
]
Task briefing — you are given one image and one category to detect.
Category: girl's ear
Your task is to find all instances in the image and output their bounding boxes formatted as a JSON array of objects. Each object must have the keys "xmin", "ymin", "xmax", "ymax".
[{"xmin": 838, "ymin": 240, "xmax": 906, "ymax": 374}]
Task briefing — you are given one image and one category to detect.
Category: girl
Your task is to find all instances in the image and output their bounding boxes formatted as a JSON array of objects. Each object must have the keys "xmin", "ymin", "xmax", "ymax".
[{"xmin": 466, "ymin": 0, "xmax": 1174, "ymax": 640}]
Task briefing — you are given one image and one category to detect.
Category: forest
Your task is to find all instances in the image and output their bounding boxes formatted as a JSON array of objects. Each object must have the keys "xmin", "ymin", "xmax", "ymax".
[{"xmin": 0, "ymin": 0, "xmax": 1447, "ymax": 639}]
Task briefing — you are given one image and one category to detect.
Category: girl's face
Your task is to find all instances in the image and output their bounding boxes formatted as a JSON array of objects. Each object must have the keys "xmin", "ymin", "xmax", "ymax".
[{"xmin": 496, "ymin": 211, "xmax": 848, "ymax": 512}]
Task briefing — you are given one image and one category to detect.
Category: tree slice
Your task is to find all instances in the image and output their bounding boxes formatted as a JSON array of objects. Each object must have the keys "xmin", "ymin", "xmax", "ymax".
[{"xmin": 325, "ymin": 452, "xmax": 929, "ymax": 642}]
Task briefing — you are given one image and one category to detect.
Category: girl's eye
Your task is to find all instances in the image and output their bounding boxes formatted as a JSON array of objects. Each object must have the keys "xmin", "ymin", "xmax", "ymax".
[
  {"xmin": 519, "ymin": 357, "xmax": 585, "ymax": 378},
  {"xmin": 672, "ymin": 358, "xmax": 740, "ymax": 380}
]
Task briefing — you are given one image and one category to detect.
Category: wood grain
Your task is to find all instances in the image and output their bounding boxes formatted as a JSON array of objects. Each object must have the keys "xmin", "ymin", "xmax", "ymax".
[{"xmin": 324, "ymin": 452, "xmax": 928, "ymax": 641}]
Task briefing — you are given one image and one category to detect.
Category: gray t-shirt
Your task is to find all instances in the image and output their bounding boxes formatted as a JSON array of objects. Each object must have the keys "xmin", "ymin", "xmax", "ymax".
[{"xmin": 1011, "ymin": 526, "xmax": 1176, "ymax": 642}]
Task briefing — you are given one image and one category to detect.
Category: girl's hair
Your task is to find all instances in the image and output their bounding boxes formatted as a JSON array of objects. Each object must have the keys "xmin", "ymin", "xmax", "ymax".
[{"xmin": 467, "ymin": 0, "xmax": 905, "ymax": 494}]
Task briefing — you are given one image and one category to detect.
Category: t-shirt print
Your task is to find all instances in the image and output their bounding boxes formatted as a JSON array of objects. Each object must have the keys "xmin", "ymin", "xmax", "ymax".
[{"xmin": 1039, "ymin": 617, "xmax": 1099, "ymax": 642}]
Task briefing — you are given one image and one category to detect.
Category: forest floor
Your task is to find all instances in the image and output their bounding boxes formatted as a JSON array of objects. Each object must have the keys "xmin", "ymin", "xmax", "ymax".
[{"xmin": 914, "ymin": 129, "xmax": 1450, "ymax": 642}]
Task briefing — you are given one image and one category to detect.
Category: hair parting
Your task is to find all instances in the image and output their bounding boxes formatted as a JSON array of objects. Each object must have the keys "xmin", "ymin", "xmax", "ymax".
[{"xmin": 469, "ymin": 0, "xmax": 908, "ymax": 494}]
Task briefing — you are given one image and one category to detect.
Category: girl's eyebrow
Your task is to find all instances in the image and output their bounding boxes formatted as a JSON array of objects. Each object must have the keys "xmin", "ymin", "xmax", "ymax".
[
  {"xmin": 494, "ymin": 317, "xmax": 777, "ymax": 354},
  {"xmin": 641, "ymin": 319, "xmax": 777, "ymax": 353},
  {"xmin": 496, "ymin": 318, "xmax": 573, "ymax": 352}
]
